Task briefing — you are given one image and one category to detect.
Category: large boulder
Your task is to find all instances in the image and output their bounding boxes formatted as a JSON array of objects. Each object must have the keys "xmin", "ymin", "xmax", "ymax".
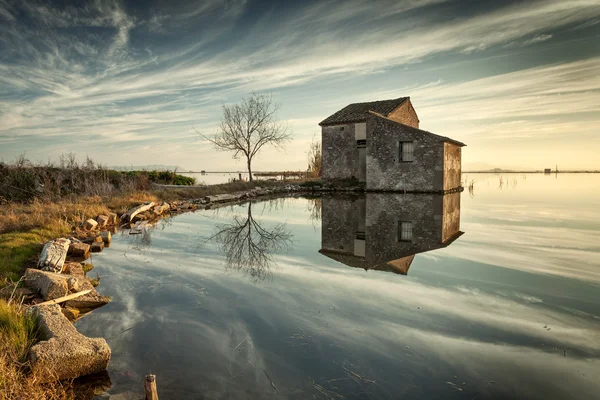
[
  {"xmin": 38, "ymin": 238, "xmax": 71, "ymax": 273},
  {"xmin": 23, "ymin": 269, "xmax": 110, "ymax": 310},
  {"xmin": 90, "ymin": 241, "xmax": 104, "ymax": 253},
  {"xmin": 96, "ymin": 215, "xmax": 109, "ymax": 227},
  {"xmin": 69, "ymin": 242, "xmax": 90, "ymax": 259},
  {"xmin": 83, "ymin": 219, "xmax": 98, "ymax": 231},
  {"xmin": 28, "ymin": 304, "xmax": 111, "ymax": 382},
  {"xmin": 99, "ymin": 231, "xmax": 111, "ymax": 245},
  {"xmin": 24, "ymin": 269, "xmax": 69, "ymax": 300}
]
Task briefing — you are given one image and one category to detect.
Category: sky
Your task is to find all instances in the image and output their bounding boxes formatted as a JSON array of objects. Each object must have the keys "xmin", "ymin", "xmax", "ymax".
[{"xmin": 1, "ymin": 0, "xmax": 599, "ymax": 172}]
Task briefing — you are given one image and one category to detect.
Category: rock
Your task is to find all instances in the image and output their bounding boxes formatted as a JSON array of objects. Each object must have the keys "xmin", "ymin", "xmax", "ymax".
[
  {"xmin": 83, "ymin": 219, "xmax": 98, "ymax": 230},
  {"xmin": 38, "ymin": 238, "xmax": 71, "ymax": 273},
  {"xmin": 152, "ymin": 202, "xmax": 170, "ymax": 215},
  {"xmin": 63, "ymin": 262, "xmax": 85, "ymax": 276},
  {"xmin": 64, "ymin": 283, "xmax": 110, "ymax": 310},
  {"xmin": 131, "ymin": 212, "xmax": 148, "ymax": 222},
  {"xmin": 205, "ymin": 193, "xmax": 241, "ymax": 203},
  {"xmin": 28, "ymin": 304, "xmax": 111, "ymax": 383},
  {"xmin": 82, "ymin": 263, "xmax": 94, "ymax": 274},
  {"xmin": 120, "ymin": 202, "xmax": 155, "ymax": 223},
  {"xmin": 99, "ymin": 231, "xmax": 111, "ymax": 245},
  {"xmin": 96, "ymin": 215, "xmax": 109, "ymax": 227},
  {"xmin": 93, "ymin": 236, "xmax": 103, "ymax": 243},
  {"xmin": 0, "ymin": 286, "xmax": 35, "ymax": 301},
  {"xmin": 24, "ymin": 268, "xmax": 109, "ymax": 310},
  {"xmin": 69, "ymin": 242, "xmax": 90, "ymax": 259},
  {"xmin": 24, "ymin": 269, "xmax": 69, "ymax": 300},
  {"xmin": 107, "ymin": 213, "xmax": 118, "ymax": 225},
  {"xmin": 61, "ymin": 306, "xmax": 80, "ymax": 321},
  {"xmin": 68, "ymin": 277, "xmax": 82, "ymax": 292},
  {"xmin": 90, "ymin": 241, "xmax": 104, "ymax": 253}
]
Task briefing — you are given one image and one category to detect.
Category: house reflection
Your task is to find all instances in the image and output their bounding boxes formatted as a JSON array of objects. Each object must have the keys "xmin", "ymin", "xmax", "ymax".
[{"xmin": 319, "ymin": 193, "xmax": 463, "ymax": 275}]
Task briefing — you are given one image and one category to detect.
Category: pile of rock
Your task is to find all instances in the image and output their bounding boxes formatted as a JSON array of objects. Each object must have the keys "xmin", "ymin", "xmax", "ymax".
[
  {"xmin": 27, "ymin": 303, "xmax": 110, "ymax": 382},
  {"xmin": 19, "ymin": 213, "xmax": 117, "ymax": 383}
]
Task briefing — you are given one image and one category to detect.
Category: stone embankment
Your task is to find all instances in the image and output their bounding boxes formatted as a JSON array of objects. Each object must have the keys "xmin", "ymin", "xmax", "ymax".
[{"xmin": 9, "ymin": 182, "xmax": 342, "ymax": 384}]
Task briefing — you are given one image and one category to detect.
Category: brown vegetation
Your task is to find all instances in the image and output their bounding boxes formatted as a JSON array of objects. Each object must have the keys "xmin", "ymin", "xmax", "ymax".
[
  {"xmin": 307, "ymin": 134, "xmax": 322, "ymax": 178},
  {"xmin": 0, "ymin": 299, "xmax": 72, "ymax": 399}
]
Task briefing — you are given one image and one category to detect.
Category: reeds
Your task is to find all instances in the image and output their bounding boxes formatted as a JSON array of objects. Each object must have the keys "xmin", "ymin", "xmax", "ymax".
[{"xmin": 0, "ymin": 154, "xmax": 195, "ymax": 204}]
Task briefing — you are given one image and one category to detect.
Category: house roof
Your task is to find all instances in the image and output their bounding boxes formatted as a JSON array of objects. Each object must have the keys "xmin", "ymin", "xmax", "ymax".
[
  {"xmin": 368, "ymin": 111, "xmax": 467, "ymax": 147},
  {"xmin": 319, "ymin": 97, "xmax": 409, "ymax": 126}
]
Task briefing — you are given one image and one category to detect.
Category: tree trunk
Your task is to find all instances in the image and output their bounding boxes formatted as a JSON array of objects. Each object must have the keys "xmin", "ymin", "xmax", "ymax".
[{"xmin": 247, "ymin": 159, "xmax": 253, "ymax": 182}]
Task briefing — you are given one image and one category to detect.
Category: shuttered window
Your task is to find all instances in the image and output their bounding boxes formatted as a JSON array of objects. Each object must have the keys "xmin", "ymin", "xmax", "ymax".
[
  {"xmin": 400, "ymin": 141, "xmax": 414, "ymax": 162},
  {"xmin": 398, "ymin": 221, "xmax": 413, "ymax": 242}
]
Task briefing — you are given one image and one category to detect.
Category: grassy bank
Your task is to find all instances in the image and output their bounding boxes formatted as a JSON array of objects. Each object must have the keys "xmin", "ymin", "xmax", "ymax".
[{"xmin": 0, "ymin": 178, "xmax": 282, "ymax": 287}]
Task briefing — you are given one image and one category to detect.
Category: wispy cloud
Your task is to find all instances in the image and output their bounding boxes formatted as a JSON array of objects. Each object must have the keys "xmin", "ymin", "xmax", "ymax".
[{"xmin": 0, "ymin": 0, "xmax": 599, "ymax": 169}]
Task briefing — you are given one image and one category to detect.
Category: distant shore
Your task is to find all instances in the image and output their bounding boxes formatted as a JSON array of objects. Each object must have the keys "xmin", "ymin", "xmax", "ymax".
[
  {"xmin": 187, "ymin": 170, "xmax": 600, "ymax": 174},
  {"xmin": 463, "ymin": 170, "xmax": 600, "ymax": 174}
]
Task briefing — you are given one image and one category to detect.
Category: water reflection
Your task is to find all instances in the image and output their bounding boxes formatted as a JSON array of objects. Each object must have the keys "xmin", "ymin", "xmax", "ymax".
[
  {"xmin": 207, "ymin": 201, "xmax": 293, "ymax": 280},
  {"xmin": 320, "ymin": 193, "xmax": 462, "ymax": 275},
  {"xmin": 74, "ymin": 176, "xmax": 600, "ymax": 399}
]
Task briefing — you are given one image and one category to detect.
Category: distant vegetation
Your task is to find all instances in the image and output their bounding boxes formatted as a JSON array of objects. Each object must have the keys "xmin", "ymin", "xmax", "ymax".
[
  {"xmin": 307, "ymin": 134, "xmax": 322, "ymax": 178},
  {"xmin": 0, "ymin": 154, "xmax": 195, "ymax": 203}
]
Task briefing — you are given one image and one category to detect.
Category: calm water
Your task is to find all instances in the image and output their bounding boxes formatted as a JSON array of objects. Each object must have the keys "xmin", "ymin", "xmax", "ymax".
[
  {"xmin": 181, "ymin": 172, "xmax": 280, "ymax": 185},
  {"xmin": 78, "ymin": 173, "xmax": 600, "ymax": 400}
]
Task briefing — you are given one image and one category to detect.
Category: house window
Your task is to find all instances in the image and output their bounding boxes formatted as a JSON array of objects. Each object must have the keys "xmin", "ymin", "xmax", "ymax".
[
  {"xmin": 398, "ymin": 221, "xmax": 413, "ymax": 242},
  {"xmin": 400, "ymin": 141, "xmax": 414, "ymax": 162}
]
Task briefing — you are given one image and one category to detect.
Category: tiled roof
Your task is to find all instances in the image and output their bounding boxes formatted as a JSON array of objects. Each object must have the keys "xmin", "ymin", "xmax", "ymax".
[
  {"xmin": 368, "ymin": 111, "xmax": 467, "ymax": 147},
  {"xmin": 319, "ymin": 97, "xmax": 408, "ymax": 126}
]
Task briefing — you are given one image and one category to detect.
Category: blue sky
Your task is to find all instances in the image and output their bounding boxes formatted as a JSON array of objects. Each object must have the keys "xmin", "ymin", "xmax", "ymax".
[{"xmin": 1, "ymin": 0, "xmax": 599, "ymax": 171}]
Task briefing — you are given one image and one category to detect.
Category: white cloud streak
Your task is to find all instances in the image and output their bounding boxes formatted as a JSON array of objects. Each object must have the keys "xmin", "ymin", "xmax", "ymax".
[{"xmin": 0, "ymin": 0, "xmax": 599, "ymax": 169}]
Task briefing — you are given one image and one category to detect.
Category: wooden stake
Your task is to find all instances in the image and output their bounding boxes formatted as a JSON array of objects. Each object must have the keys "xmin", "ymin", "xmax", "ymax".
[
  {"xmin": 144, "ymin": 374, "xmax": 159, "ymax": 400},
  {"xmin": 35, "ymin": 290, "xmax": 92, "ymax": 306}
]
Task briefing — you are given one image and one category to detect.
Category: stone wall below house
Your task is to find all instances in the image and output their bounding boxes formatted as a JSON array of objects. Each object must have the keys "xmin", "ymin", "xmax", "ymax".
[
  {"xmin": 322, "ymin": 123, "xmax": 359, "ymax": 180},
  {"xmin": 365, "ymin": 114, "xmax": 444, "ymax": 192},
  {"xmin": 444, "ymin": 143, "xmax": 462, "ymax": 191}
]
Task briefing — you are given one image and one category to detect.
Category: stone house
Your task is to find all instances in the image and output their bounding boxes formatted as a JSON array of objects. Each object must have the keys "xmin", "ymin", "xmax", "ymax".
[
  {"xmin": 319, "ymin": 97, "xmax": 466, "ymax": 192},
  {"xmin": 319, "ymin": 193, "xmax": 462, "ymax": 275}
]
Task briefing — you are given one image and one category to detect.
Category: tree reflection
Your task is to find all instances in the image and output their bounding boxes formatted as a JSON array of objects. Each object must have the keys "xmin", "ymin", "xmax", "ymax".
[{"xmin": 209, "ymin": 201, "xmax": 292, "ymax": 281}]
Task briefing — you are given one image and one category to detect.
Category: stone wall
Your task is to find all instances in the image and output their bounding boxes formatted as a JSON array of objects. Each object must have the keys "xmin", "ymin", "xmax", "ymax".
[
  {"xmin": 322, "ymin": 123, "xmax": 358, "ymax": 180},
  {"xmin": 365, "ymin": 114, "xmax": 444, "ymax": 192},
  {"xmin": 386, "ymin": 99, "xmax": 420, "ymax": 128},
  {"xmin": 443, "ymin": 143, "xmax": 462, "ymax": 191}
]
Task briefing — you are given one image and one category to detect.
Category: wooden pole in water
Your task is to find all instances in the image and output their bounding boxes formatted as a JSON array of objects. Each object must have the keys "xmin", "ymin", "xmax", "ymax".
[{"xmin": 144, "ymin": 374, "xmax": 159, "ymax": 400}]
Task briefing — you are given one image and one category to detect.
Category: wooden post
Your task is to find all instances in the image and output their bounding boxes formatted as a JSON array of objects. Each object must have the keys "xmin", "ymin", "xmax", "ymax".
[
  {"xmin": 238, "ymin": 173, "xmax": 242, "ymax": 182},
  {"xmin": 144, "ymin": 374, "xmax": 159, "ymax": 400}
]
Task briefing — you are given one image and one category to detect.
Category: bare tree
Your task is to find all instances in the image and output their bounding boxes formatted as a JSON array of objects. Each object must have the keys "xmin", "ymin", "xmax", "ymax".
[{"xmin": 200, "ymin": 93, "xmax": 290, "ymax": 181}]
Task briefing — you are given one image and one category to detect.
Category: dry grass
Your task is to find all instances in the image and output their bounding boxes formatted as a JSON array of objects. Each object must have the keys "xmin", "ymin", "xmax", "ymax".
[{"xmin": 0, "ymin": 300, "xmax": 75, "ymax": 399}]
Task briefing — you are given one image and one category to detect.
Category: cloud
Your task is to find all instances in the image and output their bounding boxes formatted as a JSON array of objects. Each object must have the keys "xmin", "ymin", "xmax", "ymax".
[
  {"xmin": 0, "ymin": 0, "xmax": 599, "ymax": 169},
  {"xmin": 522, "ymin": 33, "xmax": 553, "ymax": 46}
]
